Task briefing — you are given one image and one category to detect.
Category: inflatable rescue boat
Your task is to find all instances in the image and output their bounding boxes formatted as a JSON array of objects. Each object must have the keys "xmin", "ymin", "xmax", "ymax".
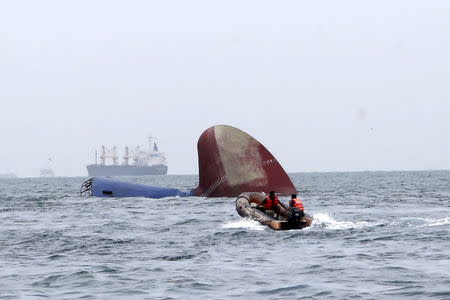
[{"xmin": 235, "ymin": 192, "xmax": 313, "ymax": 230}]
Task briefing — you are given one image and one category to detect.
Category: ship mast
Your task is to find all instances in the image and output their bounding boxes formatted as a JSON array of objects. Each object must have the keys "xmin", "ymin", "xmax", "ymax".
[
  {"xmin": 100, "ymin": 145, "xmax": 106, "ymax": 165},
  {"xmin": 148, "ymin": 136, "xmax": 153, "ymax": 152},
  {"xmin": 123, "ymin": 146, "xmax": 130, "ymax": 166}
]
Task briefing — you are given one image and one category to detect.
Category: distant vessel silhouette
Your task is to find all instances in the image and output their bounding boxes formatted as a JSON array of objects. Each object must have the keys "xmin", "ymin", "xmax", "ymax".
[
  {"xmin": 86, "ymin": 137, "xmax": 168, "ymax": 177},
  {"xmin": 40, "ymin": 158, "xmax": 55, "ymax": 177},
  {"xmin": 0, "ymin": 173, "xmax": 17, "ymax": 178},
  {"xmin": 40, "ymin": 168, "xmax": 55, "ymax": 177}
]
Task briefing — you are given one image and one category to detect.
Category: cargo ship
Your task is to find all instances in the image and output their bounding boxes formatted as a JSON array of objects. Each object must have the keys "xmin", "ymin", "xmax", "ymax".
[{"xmin": 86, "ymin": 137, "xmax": 168, "ymax": 177}]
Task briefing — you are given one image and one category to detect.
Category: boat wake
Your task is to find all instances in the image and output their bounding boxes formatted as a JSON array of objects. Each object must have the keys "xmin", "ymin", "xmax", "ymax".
[
  {"xmin": 420, "ymin": 217, "xmax": 450, "ymax": 227},
  {"xmin": 222, "ymin": 219, "xmax": 265, "ymax": 231},
  {"xmin": 399, "ymin": 216, "xmax": 450, "ymax": 228},
  {"xmin": 227, "ymin": 212, "xmax": 450, "ymax": 232},
  {"xmin": 312, "ymin": 212, "xmax": 372, "ymax": 230}
]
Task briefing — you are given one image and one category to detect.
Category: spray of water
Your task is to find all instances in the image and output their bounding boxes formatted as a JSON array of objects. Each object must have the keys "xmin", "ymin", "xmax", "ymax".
[
  {"xmin": 222, "ymin": 219, "xmax": 265, "ymax": 230},
  {"xmin": 312, "ymin": 212, "xmax": 371, "ymax": 230}
]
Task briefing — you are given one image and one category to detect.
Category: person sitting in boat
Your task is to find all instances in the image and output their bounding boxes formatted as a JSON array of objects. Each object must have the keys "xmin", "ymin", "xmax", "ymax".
[
  {"xmin": 289, "ymin": 194, "xmax": 305, "ymax": 212},
  {"xmin": 288, "ymin": 194, "xmax": 305, "ymax": 225},
  {"xmin": 258, "ymin": 191, "xmax": 286, "ymax": 218}
]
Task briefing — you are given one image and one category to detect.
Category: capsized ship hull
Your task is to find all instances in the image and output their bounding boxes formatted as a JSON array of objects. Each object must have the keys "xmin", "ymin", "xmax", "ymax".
[
  {"xmin": 86, "ymin": 164, "xmax": 167, "ymax": 177},
  {"xmin": 82, "ymin": 125, "xmax": 296, "ymax": 198},
  {"xmin": 192, "ymin": 125, "xmax": 296, "ymax": 197}
]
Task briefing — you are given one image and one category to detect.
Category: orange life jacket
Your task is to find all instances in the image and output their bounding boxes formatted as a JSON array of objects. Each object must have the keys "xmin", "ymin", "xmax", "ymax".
[
  {"xmin": 291, "ymin": 198, "xmax": 304, "ymax": 211},
  {"xmin": 263, "ymin": 196, "xmax": 280, "ymax": 210}
]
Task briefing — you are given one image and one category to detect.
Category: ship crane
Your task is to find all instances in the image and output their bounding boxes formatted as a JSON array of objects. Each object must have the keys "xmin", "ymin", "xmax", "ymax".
[
  {"xmin": 122, "ymin": 146, "xmax": 131, "ymax": 166},
  {"xmin": 100, "ymin": 146, "xmax": 106, "ymax": 165},
  {"xmin": 100, "ymin": 145, "xmax": 119, "ymax": 165}
]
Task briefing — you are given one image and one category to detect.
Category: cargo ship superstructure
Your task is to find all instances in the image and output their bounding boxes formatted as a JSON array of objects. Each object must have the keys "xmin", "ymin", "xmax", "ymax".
[{"xmin": 86, "ymin": 137, "xmax": 168, "ymax": 176}]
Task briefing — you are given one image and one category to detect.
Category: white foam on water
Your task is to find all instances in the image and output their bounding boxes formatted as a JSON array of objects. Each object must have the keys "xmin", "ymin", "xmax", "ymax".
[
  {"xmin": 312, "ymin": 212, "xmax": 370, "ymax": 230},
  {"xmin": 222, "ymin": 219, "xmax": 265, "ymax": 231},
  {"xmin": 417, "ymin": 217, "xmax": 450, "ymax": 227},
  {"xmin": 396, "ymin": 216, "xmax": 450, "ymax": 227}
]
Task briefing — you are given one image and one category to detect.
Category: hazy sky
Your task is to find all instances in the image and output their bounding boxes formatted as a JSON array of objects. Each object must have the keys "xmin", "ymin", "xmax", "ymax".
[{"xmin": 1, "ymin": 1, "xmax": 449, "ymax": 177}]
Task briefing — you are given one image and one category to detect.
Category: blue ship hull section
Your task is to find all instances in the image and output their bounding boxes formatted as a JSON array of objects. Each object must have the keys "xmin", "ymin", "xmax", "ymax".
[
  {"xmin": 86, "ymin": 164, "xmax": 167, "ymax": 177},
  {"xmin": 91, "ymin": 177, "xmax": 190, "ymax": 198}
]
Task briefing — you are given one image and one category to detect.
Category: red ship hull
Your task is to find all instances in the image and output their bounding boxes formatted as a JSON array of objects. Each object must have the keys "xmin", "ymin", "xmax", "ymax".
[{"xmin": 192, "ymin": 125, "xmax": 296, "ymax": 197}]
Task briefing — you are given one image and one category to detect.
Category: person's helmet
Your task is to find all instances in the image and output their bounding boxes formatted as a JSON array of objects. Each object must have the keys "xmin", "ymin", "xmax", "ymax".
[{"xmin": 291, "ymin": 194, "xmax": 297, "ymax": 199}]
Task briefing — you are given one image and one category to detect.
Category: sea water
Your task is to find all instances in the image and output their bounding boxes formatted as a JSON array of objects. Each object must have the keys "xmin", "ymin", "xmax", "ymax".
[{"xmin": 0, "ymin": 171, "xmax": 449, "ymax": 299}]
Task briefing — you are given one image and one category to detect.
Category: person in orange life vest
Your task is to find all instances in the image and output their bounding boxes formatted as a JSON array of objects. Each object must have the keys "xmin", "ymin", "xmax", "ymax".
[
  {"xmin": 288, "ymin": 194, "xmax": 305, "ymax": 223},
  {"xmin": 258, "ymin": 191, "xmax": 287, "ymax": 218},
  {"xmin": 289, "ymin": 194, "xmax": 304, "ymax": 211}
]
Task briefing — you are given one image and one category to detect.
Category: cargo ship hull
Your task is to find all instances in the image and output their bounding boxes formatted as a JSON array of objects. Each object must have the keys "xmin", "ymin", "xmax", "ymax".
[{"xmin": 86, "ymin": 164, "xmax": 168, "ymax": 177}]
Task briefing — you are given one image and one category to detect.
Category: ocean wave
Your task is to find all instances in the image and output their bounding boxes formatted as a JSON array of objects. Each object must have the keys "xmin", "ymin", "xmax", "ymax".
[
  {"xmin": 2, "ymin": 172, "xmax": 449, "ymax": 299},
  {"xmin": 394, "ymin": 216, "xmax": 450, "ymax": 227}
]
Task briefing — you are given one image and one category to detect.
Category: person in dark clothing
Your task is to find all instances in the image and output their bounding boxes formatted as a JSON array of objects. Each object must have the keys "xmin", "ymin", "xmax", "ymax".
[{"xmin": 287, "ymin": 194, "xmax": 305, "ymax": 226}]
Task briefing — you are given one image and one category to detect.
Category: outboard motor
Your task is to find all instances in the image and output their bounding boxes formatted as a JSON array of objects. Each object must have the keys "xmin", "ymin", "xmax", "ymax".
[{"xmin": 288, "ymin": 207, "xmax": 304, "ymax": 226}]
